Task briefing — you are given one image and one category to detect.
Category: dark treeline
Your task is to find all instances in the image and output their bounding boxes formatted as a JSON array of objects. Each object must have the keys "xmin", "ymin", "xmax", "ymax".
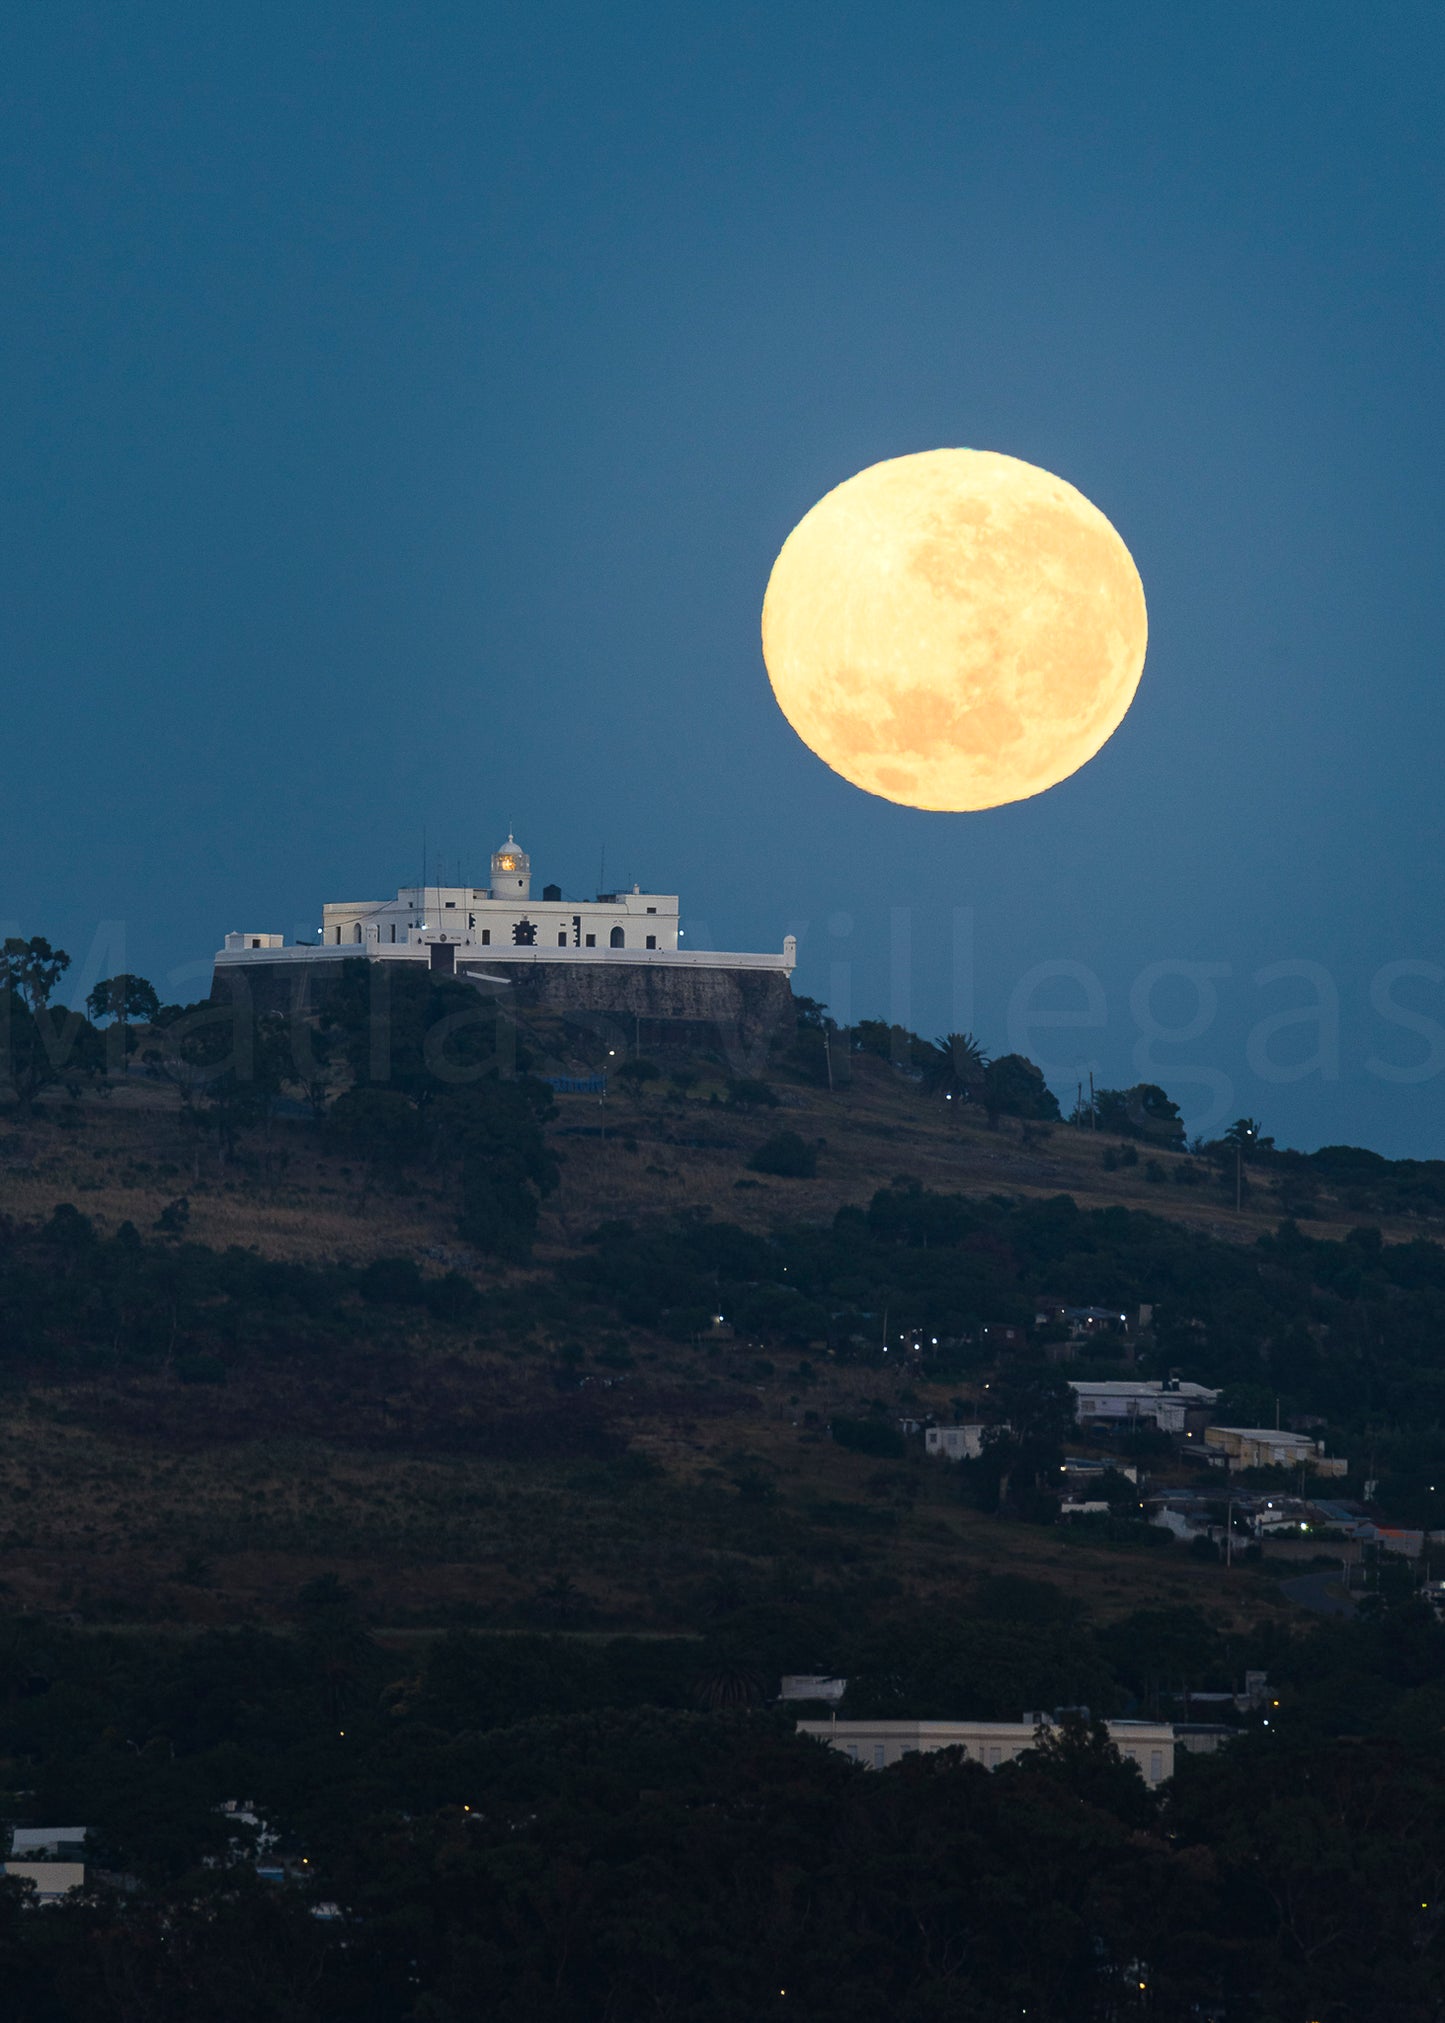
[
  {"xmin": 10, "ymin": 1166, "xmax": 1445, "ymax": 1512},
  {"xmin": 4, "ymin": 1594, "xmax": 1445, "ymax": 2019}
]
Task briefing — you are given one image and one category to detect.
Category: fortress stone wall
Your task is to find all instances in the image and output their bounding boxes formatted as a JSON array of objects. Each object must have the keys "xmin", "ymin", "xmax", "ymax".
[{"xmin": 210, "ymin": 953, "xmax": 795, "ymax": 1068}]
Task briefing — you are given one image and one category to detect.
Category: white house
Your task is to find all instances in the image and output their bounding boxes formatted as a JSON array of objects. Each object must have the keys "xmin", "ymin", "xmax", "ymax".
[
  {"xmin": 797, "ymin": 1718, "xmax": 1176, "ymax": 1787},
  {"xmin": 1069, "ymin": 1379, "xmax": 1219, "ymax": 1435},
  {"xmin": 1204, "ymin": 1426, "xmax": 1347, "ymax": 1476},
  {"xmin": 925, "ymin": 1424, "xmax": 990, "ymax": 1461}
]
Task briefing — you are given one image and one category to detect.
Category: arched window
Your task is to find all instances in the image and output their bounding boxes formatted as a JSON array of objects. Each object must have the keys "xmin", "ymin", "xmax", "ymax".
[
  {"xmin": 610, "ymin": 926, "xmax": 625, "ymax": 948},
  {"xmin": 352, "ymin": 923, "xmax": 362, "ymax": 943}
]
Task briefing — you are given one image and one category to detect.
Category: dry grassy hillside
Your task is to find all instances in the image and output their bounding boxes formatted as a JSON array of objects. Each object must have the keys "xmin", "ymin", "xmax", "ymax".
[
  {"xmin": 0, "ymin": 1046, "xmax": 1403, "ymax": 1636},
  {"xmin": 0, "ymin": 1048, "xmax": 1419, "ymax": 1265}
]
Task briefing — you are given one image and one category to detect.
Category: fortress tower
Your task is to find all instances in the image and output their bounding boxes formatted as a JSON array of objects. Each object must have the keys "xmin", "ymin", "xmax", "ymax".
[{"xmin": 490, "ymin": 832, "xmax": 530, "ymax": 902}]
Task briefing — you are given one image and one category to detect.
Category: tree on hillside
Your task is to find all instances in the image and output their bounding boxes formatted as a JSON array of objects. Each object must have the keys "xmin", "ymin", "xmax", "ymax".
[
  {"xmin": 788, "ymin": 997, "xmax": 840, "ymax": 1085},
  {"xmin": 1, "ymin": 936, "xmax": 70, "ymax": 1016},
  {"xmin": 971, "ymin": 1366, "xmax": 1077, "ymax": 1518},
  {"xmin": 0, "ymin": 938, "xmax": 101, "ymax": 1112},
  {"xmin": 1093, "ymin": 1082, "xmax": 1186, "ymax": 1146},
  {"xmin": 87, "ymin": 972, "xmax": 162, "ymax": 1076},
  {"xmin": 436, "ymin": 1077, "xmax": 559, "ymax": 1260},
  {"xmin": 322, "ymin": 959, "xmax": 521, "ymax": 1102},
  {"xmin": 614, "ymin": 1056, "xmax": 661, "ymax": 1102},
  {"xmin": 86, "ymin": 973, "xmax": 161, "ymax": 1028},
  {"xmin": 276, "ymin": 1009, "xmax": 341, "ymax": 1123},
  {"xmin": 854, "ymin": 1018, "xmax": 936, "ymax": 1073},
  {"xmin": 141, "ymin": 1001, "xmax": 289, "ymax": 1158},
  {"xmin": 923, "ymin": 1031, "xmax": 990, "ymax": 1109},
  {"xmin": 982, "ymin": 1053, "xmax": 1060, "ymax": 1124}
]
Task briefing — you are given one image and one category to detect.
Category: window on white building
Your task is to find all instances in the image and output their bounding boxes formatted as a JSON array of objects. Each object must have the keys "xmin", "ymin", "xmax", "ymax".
[
  {"xmin": 988, "ymin": 1746, "xmax": 1002, "ymax": 1767},
  {"xmin": 557, "ymin": 932, "xmax": 567, "ymax": 946},
  {"xmin": 481, "ymin": 930, "xmax": 490, "ymax": 946},
  {"xmin": 646, "ymin": 935, "xmax": 657, "ymax": 949},
  {"xmin": 1150, "ymin": 1751, "xmax": 1163, "ymax": 1782},
  {"xmin": 873, "ymin": 1744, "xmax": 886, "ymax": 1769},
  {"xmin": 585, "ymin": 933, "xmax": 595, "ymax": 947},
  {"xmin": 610, "ymin": 927, "xmax": 625, "ymax": 948}
]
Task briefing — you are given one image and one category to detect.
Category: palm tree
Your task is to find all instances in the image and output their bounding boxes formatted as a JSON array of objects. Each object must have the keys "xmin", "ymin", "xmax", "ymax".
[
  {"xmin": 691, "ymin": 1663, "xmax": 765, "ymax": 1711},
  {"xmin": 924, "ymin": 1032, "xmax": 990, "ymax": 1111}
]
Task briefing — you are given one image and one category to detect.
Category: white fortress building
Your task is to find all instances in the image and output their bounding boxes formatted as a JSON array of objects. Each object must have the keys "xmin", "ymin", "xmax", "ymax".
[
  {"xmin": 318, "ymin": 832, "xmax": 684, "ymax": 967},
  {"xmin": 213, "ymin": 831, "xmax": 797, "ymax": 1052}
]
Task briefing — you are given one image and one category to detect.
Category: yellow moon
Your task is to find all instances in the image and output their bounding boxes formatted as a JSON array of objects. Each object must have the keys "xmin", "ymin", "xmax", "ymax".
[{"xmin": 760, "ymin": 449, "xmax": 1147, "ymax": 811}]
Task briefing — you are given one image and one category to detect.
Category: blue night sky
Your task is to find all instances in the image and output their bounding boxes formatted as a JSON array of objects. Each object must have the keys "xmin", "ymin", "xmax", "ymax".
[{"xmin": 4, "ymin": 4, "xmax": 1443, "ymax": 1153}]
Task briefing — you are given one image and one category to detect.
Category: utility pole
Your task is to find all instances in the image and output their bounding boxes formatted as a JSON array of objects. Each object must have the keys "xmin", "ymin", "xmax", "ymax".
[
  {"xmin": 823, "ymin": 1027, "xmax": 834, "ymax": 1093},
  {"xmin": 1088, "ymin": 1071, "xmax": 1096, "ymax": 1129}
]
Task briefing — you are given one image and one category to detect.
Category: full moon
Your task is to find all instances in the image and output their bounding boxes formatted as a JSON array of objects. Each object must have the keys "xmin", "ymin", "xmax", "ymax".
[{"xmin": 760, "ymin": 449, "xmax": 1147, "ymax": 811}]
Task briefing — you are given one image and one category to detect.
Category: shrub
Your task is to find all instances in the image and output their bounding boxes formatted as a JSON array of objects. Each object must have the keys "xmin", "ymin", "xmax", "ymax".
[
  {"xmin": 359, "ymin": 1256, "xmax": 425, "ymax": 1305},
  {"xmin": 831, "ymin": 1416, "xmax": 906, "ymax": 1458},
  {"xmin": 748, "ymin": 1131, "xmax": 818, "ymax": 1179},
  {"xmin": 727, "ymin": 1078, "xmax": 778, "ymax": 1111}
]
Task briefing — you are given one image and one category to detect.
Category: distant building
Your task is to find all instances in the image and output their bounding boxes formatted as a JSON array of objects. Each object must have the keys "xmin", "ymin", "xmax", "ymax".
[
  {"xmin": 797, "ymin": 1717, "xmax": 1176, "ymax": 1787},
  {"xmin": 780, "ymin": 1675, "xmax": 847, "ymax": 1704},
  {"xmin": 925, "ymin": 1424, "xmax": 990, "ymax": 1461},
  {"xmin": 1069, "ymin": 1379, "xmax": 1219, "ymax": 1435},
  {"xmin": 212, "ymin": 830, "xmax": 797, "ymax": 1052},
  {"xmin": 1204, "ymin": 1426, "xmax": 1347, "ymax": 1477},
  {"xmin": 5, "ymin": 1827, "xmax": 86, "ymax": 1904},
  {"xmin": 1062, "ymin": 1456, "xmax": 1137, "ymax": 1485},
  {"xmin": 217, "ymin": 831, "xmax": 794, "ymax": 981}
]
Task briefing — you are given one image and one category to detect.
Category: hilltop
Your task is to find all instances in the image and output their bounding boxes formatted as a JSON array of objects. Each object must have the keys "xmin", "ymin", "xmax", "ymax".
[{"xmin": 2, "ymin": 974, "xmax": 1442, "ymax": 1644}]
